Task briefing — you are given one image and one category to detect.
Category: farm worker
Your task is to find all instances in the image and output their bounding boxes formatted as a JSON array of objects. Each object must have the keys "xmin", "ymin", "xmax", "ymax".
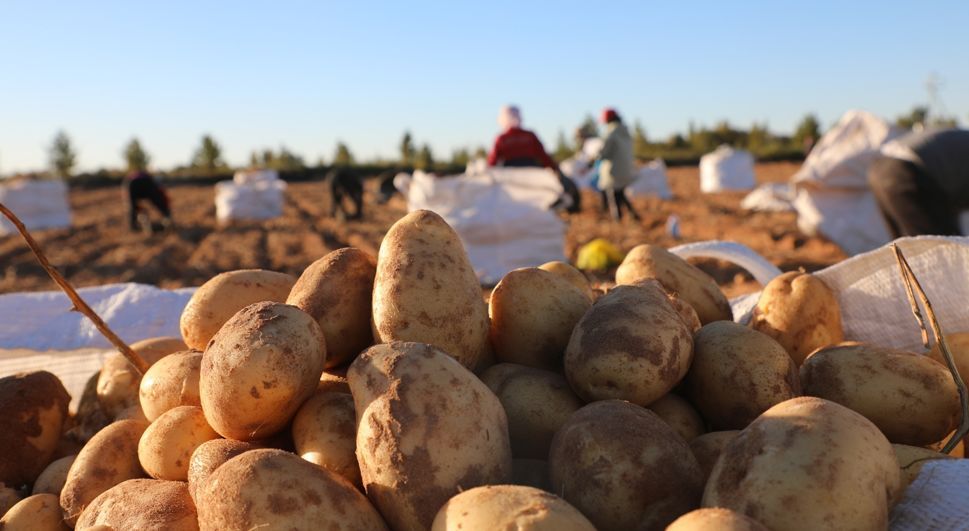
[
  {"xmin": 868, "ymin": 127, "xmax": 969, "ymax": 237},
  {"xmin": 123, "ymin": 170, "xmax": 172, "ymax": 232},
  {"xmin": 597, "ymin": 108, "xmax": 641, "ymax": 221}
]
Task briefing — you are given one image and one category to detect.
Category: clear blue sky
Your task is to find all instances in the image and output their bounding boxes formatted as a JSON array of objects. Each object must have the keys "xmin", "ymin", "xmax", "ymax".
[{"xmin": 1, "ymin": 1, "xmax": 966, "ymax": 174}]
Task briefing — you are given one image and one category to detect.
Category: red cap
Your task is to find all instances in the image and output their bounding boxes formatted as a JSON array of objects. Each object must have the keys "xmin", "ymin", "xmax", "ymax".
[{"xmin": 601, "ymin": 108, "xmax": 619, "ymax": 123}]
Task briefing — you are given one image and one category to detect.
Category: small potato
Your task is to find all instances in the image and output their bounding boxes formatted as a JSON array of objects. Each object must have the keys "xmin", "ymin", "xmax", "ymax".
[
  {"xmin": 750, "ymin": 271, "xmax": 843, "ymax": 365},
  {"xmin": 615, "ymin": 244, "xmax": 732, "ymax": 324},
  {"xmin": 893, "ymin": 444, "xmax": 954, "ymax": 490},
  {"xmin": 97, "ymin": 337, "xmax": 187, "ymax": 417},
  {"xmin": 179, "ymin": 269, "xmax": 296, "ymax": 351},
  {"xmin": 286, "ymin": 248, "xmax": 376, "ymax": 368},
  {"xmin": 186, "ymin": 439, "xmax": 258, "ymax": 502},
  {"xmin": 689, "ymin": 431, "xmax": 739, "ymax": 482},
  {"xmin": 138, "ymin": 406, "xmax": 219, "ymax": 481},
  {"xmin": 200, "ymin": 301, "xmax": 326, "ymax": 441},
  {"xmin": 138, "ymin": 351, "xmax": 202, "ymax": 422},
  {"xmin": 481, "ymin": 363, "xmax": 584, "ymax": 458},
  {"xmin": 32, "ymin": 455, "xmax": 76, "ymax": 496},
  {"xmin": 648, "ymin": 393, "xmax": 705, "ymax": 442},
  {"xmin": 800, "ymin": 343, "xmax": 959, "ymax": 445},
  {"xmin": 76, "ymin": 479, "xmax": 198, "ymax": 531},
  {"xmin": 667, "ymin": 508, "xmax": 768, "ymax": 531},
  {"xmin": 0, "ymin": 371, "xmax": 71, "ymax": 487},
  {"xmin": 0, "ymin": 493, "xmax": 69, "ymax": 530},
  {"xmin": 291, "ymin": 390, "xmax": 361, "ymax": 488},
  {"xmin": 686, "ymin": 321, "xmax": 800, "ymax": 430},
  {"xmin": 431, "ymin": 485, "xmax": 595, "ymax": 531},
  {"xmin": 511, "ymin": 459, "xmax": 550, "ymax": 491},
  {"xmin": 539, "ymin": 260, "xmax": 594, "ymax": 301}
]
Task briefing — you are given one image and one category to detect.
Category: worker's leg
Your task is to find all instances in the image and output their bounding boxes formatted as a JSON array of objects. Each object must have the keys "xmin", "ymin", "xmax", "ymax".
[
  {"xmin": 868, "ymin": 157, "xmax": 960, "ymax": 237},
  {"xmin": 617, "ymin": 188, "xmax": 641, "ymax": 221},
  {"xmin": 125, "ymin": 182, "xmax": 141, "ymax": 231}
]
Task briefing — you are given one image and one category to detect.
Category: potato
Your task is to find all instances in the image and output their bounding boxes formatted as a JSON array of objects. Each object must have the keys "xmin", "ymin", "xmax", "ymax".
[
  {"xmin": 431, "ymin": 485, "xmax": 595, "ymax": 531},
  {"xmin": 138, "ymin": 406, "xmax": 219, "ymax": 481},
  {"xmin": 195, "ymin": 449, "xmax": 387, "ymax": 531},
  {"xmin": 893, "ymin": 444, "xmax": 954, "ymax": 490},
  {"xmin": 615, "ymin": 244, "xmax": 732, "ymax": 324},
  {"xmin": 138, "ymin": 351, "xmax": 202, "ymax": 422},
  {"xmin": 0, "ymin": 485, "xmax": 23, "ymax": 519},
  {"xmin": 186, "ymin": 439, "xmax": 258, "ymax": 502},
  {"xmin": 291, "ymin": 390, "xmax": 361, "ymax": 488},
  {"xmin": 688, "ymin": 431, "xmax": 739, "ymax": 482},
  {"xmin": 348, "ymin": 342, "xmax": 512, "ymax": 530},
  {"xmin": 200, "ymin": 301, "xmax": 325, "ymax": 440},
  {"xmin": 703, "ymin": 397, "xmax": 901, "ymax": 531},
  {"xmin": 32, "ymin": 455, "xmax": 75, "ymax": 496},
  {"xmin": 97, "ymin": 337, "xmax": 187, "ymax": 417},
  {"xmin": 685, "ymin": 321, "xmax": 800, "ymax": 429},
  {"xmin": 371, "ymin": 210, "xmax": 490, "ymax": 369},
  {"xmin": 750, "ymin": 271, "xmax": 843, "ymax": 365},
  {"xmin": 564, "ymin": 283, "xmax": 693, "ymax": 406},
  {"xmin": 511, "ymin": 459, "xmax": 550, "ymax": 491},
  {"xmin": 61, "ymin": 419, "xmax": 148, "ymax": 526},
  {"xmin": 800, "ymin": 343, "xmax": 959, "ymax": 445},
  {"xmin": 489, "ymin": 268, "xmax": 592, "ymax": 369},
  {"xmin": 0, "ymin": 371, "xmax": 71, "ymax": 487},
  {"xmin": 667, "ymin": 508, "xmax": 768, "ymax": 530},
  {"xmin": 539, "ymin": 260, "xmax": 594, "ymax": 301},
  {"xmin": 0, "ymin": 493, "xmax": 69, "ymax": 530},
  {"xmin": 179, "ymin": 269, "xmax": 296, "ymax": 351},
  {"xmin": 927, "ymin": 331, "xmax": 969, "ymax": 384},
  {"xmin": 76, "ymin": 479, "xmax": 197, "ymax": 531},
  {"xmin": 481, "ymin": 363, "xmax": 584, "ymax": 458},
  {"xmin": 648, "ymin": 393, "xmax": 705, "ymax": 442},
  {"xmin": 286, "ymin": 248, "xmax": 376, "ymax": 368},
  {"xmin": 630, "ymin": 278, "xmax": 702, "ymax": 332},
  {"xmin": 549, "ymin": 400, "xmax": 703, "ymax": 531}
]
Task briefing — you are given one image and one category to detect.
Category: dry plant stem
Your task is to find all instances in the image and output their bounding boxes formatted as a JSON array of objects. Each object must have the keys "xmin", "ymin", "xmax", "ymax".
[
  {"xmin": 0, "ymin": 202, "xmax": 149, "ymax": 375},
  {"xmin": 891, "ymin": 243, "xmax": 969, "ymax": 454}
]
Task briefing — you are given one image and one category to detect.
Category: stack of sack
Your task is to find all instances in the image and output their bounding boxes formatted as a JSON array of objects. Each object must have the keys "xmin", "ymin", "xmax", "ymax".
[
  {"xmin": 214, "ymin": 169, "xmax": 286, "ymax": 222},
  {"xmin": 699, "ymin": 145, "xmax": 755, "ymax": 193}
]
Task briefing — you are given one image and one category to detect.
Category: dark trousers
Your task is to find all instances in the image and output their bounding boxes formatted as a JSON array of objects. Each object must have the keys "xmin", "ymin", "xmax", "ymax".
[
  {"xmin": 125, "ymin": 178, "xmax": 171, "ymax": 230},
  {"xmin": 600, "ymin": 188, "xmax": 640, "ymax": 220},
  {"xmin": 868, "ymin": 156, "xmax": 960, "ymax": 238}
]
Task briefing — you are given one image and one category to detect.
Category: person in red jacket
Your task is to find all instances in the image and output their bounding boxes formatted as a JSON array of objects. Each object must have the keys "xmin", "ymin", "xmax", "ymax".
[{"xmin": 487, "ymin": 105, "xmax": 557, "ymax": 169}]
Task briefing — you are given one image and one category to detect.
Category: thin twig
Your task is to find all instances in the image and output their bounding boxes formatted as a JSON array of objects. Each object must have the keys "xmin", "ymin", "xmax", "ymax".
[
  {"xmin": 0, "ymin": 202, "xmax": 149, "ymax": 375},
  {"xmin": 892, "ymin": 243, "xmax": 969, "ymax": 454}
]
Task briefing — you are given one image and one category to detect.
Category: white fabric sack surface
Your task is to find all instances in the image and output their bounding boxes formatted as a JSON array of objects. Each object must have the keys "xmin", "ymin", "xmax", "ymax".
[
  {"xmin": 890, "ymin": 460, "xmax": 969, "ymax": 530},
  {"xmin": 0, "ymin": 179, "xmax": 72, "ymax": 236},
  {"xmin": 214, "ymin": 179, "xmax": 286, "ymax": 222},
  {"xmin": 233, "ymin": 169, "xmax": 280, "ymax": 184},
  {"xmin": 699, "ymin": 145, "xmax": 756, "ymax": 193},
  {"xmin": 626, "ymin": 159, "xmax": 672, "ymax": 200},
  {"xmin": 741, "ymin": 183, "xmax": 795, "ymax": 212}
]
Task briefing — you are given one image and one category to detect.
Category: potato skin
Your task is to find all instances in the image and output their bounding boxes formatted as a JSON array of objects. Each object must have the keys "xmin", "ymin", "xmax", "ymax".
[
  {"xmin": 686, "ymin": 321, "xmax": 800, "ymax": 430},
  {"xmin": 138, "ymin": 350, "xmax": 202, "ymax": 422},
  {"xmin": 200, "ymin": 301, "xmax": 326, "ymax": 441},
  {"xmin": 0, "ymin": 493, "xmax": 70, "ymax": 530},
  {"xmin": 291, "ymin": 390, "xmax": 361, "ymax": 488},
  {"xmin": 667, "ymin": 508, "xmax": 768, "ymax": 531},
  {"xmin": 893, "ymin": 444, "xmax": 954, "ymax": 490},
  {"xmin": 0, "ymin": 371, "xmax": 71, "ymax": 487},
  {"xmin": 97, "ymin": 337, "xmax": 187, "ymax": 418},
  {"xmin": 286, "ymin": 247, "xmax": 376, "ymax": 368},
  {"xmin": 76, "ymin": 479, "xmax": 198, "ymax": 531},
  {"xmin": 689, "ymin": 431, "xmax": 739, "ymax": 482},
  {"xmin": 186, "ymin": 439, "xmax": 258, "ymax": 502},
  {"xmin": 648, "ymin": 393, "xmax": 706, "ymax": 442},
  {"xmin": 431, "ymin": 485, "xmax": 596, "ymax": 531},
  {"xmin": 138, "ymin": 406, "xmax": 219, "ymax": 481},
  {"xmin": 348, "ymin": 342, "xmax": 512, "ymax": 531},
  {"xmin": 703, "ymin": 397, "xmax": 901, "ymax": 531},
  {"xmin": 615, "ymin": 244, "xmax": 732, "ymax": 324},
  {"xmin": 750, "ymin": 271, "xmax": 843, "ymax": 365},
  {"xmin": 800, "ymin": 344, "xmax": 959, "ymax": 445},
  {"xmin": 539, "ymin": 260, "xmax": 594, "ymax": 301},
  {"xmin": 549, "ymin": 400, "xmax": 704, "ymax": 531},
  {"xmin": 179, "ymin": 269, "xmax": 296, "ymax": 351},
  {"xmin": 564, "ymin": 283, "xmax": 693, "ymax": 406},
  {"xmin": 371, "ymin": 210, "xmax": 490, "ymax": 369},
  {"xmin": 32, "ymin": 455, "xmax": 76, "ymax": 496}
]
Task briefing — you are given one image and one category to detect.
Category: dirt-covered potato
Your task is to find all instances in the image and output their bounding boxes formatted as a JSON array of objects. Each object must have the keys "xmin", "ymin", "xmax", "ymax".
[
  {"xmin": 179, "ymin": 269, "xmax": 296, "ymax": 351},
  {"xmin": 539, "ymin": 260, "xmax": 594, "ymax": 301},
  {"xmin": 195, "ymin": 449, "xmax": 387, "ymax": 531},
  {"xmin": 686, "ymin": 321, "xmax": 800, "ymax": 430},
  {"xmin": 97, "ymin": 337, "xmax": 187, "ymax": 418},
  {"xmin": 0, "ymin": 371, "xmax": 71, "ymax": 487},
  {"xmin": 615, "ymin": 244, "xmax": 732, "ymax": 324},
  {"xmin": 286, "ymin": 247, "xmax": 376, "ymax": 368},
  {"xmin": 549, "ymin": 400, "xmax": 703, "ymax": 531},
  {"xmin": 186, "ymin": 439, "xmax": 258, "ymax": 502},
  {"xmin": 348, "ymin": 342, "xmax": 512, "ymax": 530},
  {"xmin": 489, "ymin": 268, "xmax": 592, "ymax": 370},
  {"xmin": 648, "ymin": 393, "xmax": 705, "ymax": 442},
  {"xmin": 76, "ymin": 479, "xmax": 198, "ymax": 531},
  {"xmin": 703, "ymin": 397, "xmax": 901, "ymax": 531},
  {"xmin": 61, "ymin": 419, "xmax": 149, "ymax": 526},
  {"xmin": 750, "ymin": 271, "xmax": 843, "ymax": 365},
  {"xmin": 371, "ymin": 210, "xmax": 490, "ymax": 369},
  {"xmin": 510, "ymin": 459, "xmax": 550, "ymax": 491},
  {"xmin": 564, "ymin": 283, "xmax": 693, "ymax": 406},
  {"xmin": 630, "ymin": 278, "xmax": 702, "ymax": 333},
  {"xmin": 689, "ymin": 431, "xmax": 739, "ymax": 482},
  {"xmin": 0, "ymin": 493, "xmax": 70, "ymax": 530},
  {"xmin": 893, "ymin": 444, "xmax": 955, "ymax": 490},
  {"xmin": 481, "ymin": 363, "xmax": 584, "ymax": 458},
  {"xmin": 138, "ymin": 406, "xmax": 219, "ymax": 481},
  {"xmin": 32, "ymin": 454, "xmax": 75, "ymax": 496},
  {"xmin": 138, "ymin": 350, "xmax": 202, "ymax": 422},
  {"xmin": 800, "ymin": 343, "xmax": 959, "ymax": 445},
  {"xmin": 291, "ymin": 390, "xmax": 360, "ymax": 488},
  {"xmin": 431, "ymin": 485, "xmax": 596, "ymax": 531},
  {"xmin": 667, "ymin": 508, "xmax": 768, "ymax": 531},
  {"xmin": 200, "ymin": 301, "xmax": 325, "ymax": 441}
]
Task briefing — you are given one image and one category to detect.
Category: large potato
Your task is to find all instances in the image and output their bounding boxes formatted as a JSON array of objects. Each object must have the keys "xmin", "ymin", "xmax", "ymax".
[
  {"xmin": 549, "ymin": 400, "xmax": 704, "ymax": 531},
  {"xmin": 291, "ymin": 390, "xmax": 361, "ymax": 488},
  {"xmin": 539, "ymin": 260, "xmax": 595, "ymax": 301},
  {"xmin": 703, "ymin": 397, "xmax": 901, "ymax": 531},
  {"xmin": 0, "ymin": 493, "xmax": 70, "ymax": 530},
  {"xmin": 893, "ymin": 444, "xmax": 954, "ymax": 490},
  {"xmin": 200, "ymin": 301, "xmax": 325, "ymax": 440},
  {"xmin": 667, "ymin": 508, "xmax": 768, "ymax": 531},
  {"xmin": 615, "ymin": 244, "xmax": 731, "ymax": 324},
  {"xmin": 800, "ymin": 343, "xmax": 959, "ymax": 445},
  {"xmin": 431, "ymin": 485, "xmax": 595, "ymax": 531},
  {"xmin": 97, "ymin": 337, "xmax": 187, "ymax": 418},
  {"xmin": 76, "ymin": 479, "xmax": 197, "ymax": 531},
  {"xmin": 179, "ymin": 269, "xmax": 296, "ymax": 351},
  {"xmin": 348, "ymin": 342, "xmax": 512, "ymax": 531},
  {"xmin": 186, "ymin": 439, "xmax": 258, "ymax": 502},
  {"xmin": 138, "ymin": 406, "xmax": 219, "ymax": 481},
  {"xmin": 686, "ymin": 321, "xmax": 800, "ymax": 429},
  {"xmin": 489, "ymin": 268, "xmax": 591, "ymax": 369},
  {"xmin": 32, "ymin": 455, "xmax": 75, "ymax": 496},
  {"xmin": 61, "ymin": 419, "xmax": 149, "ymax": 526},
  {"xmin": 0, "ymin": 371, "xmax": 70, "ymax": 487},
  {"xmin": 138, "ymin": 350, "xmax": 202, "ymax": 422},
  {"xmin": 750, "ymin": 271, "xmax": 843, "ymax": 365},
  {"xmin": 195, "ymin": 449, "xmax": 387, "ymax": 531},
  {"xmin": 286, "ymin": 247, "xmax": 376, "ymax": 368},
  {"xmin": 481, "ymin": 363, "xmax": 584, "ymax": 458},
  {"xmin": 689, "ymin": 431, "xmax": 739, "ymax": 482},
  {"xmin": 648, "ymin": 393, "xmax": 705, "ymax": 442},
  {"xmin": 564, "ymin": 283, "xmax": 693, "ymax": 406},
  {"xmin": 371, "ymin": 210, "xmax": 490, "ymax": 369}
]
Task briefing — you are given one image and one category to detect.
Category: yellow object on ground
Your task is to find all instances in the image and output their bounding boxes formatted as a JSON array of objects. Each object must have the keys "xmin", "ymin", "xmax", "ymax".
[{"xmin": 575, "ymin": 239, "xmax": 625, "ymax": 271}]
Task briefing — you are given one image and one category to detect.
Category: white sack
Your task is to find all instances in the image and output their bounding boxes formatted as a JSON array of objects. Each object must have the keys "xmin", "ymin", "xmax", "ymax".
[
  {"xmin": 215, "ymin": 179, "xmax": 286, "ymax": 222},
  {"xmin": 699, "ymin": 145, "xmax": 755, "ymax": 193},
  {"xmin": 0, "ymin": 179, "xmax": 72, "ymax": 235},
  {"xmin": 741, "ymin": 183, "xmax": 795, "ymax": 212},
  {"xmin": 233, "ymin": 169, "xmax": 279, "ymax": 184},
  {"xmin": 626, "ymin": 159, "xmax": 672, "ymax": 199}
]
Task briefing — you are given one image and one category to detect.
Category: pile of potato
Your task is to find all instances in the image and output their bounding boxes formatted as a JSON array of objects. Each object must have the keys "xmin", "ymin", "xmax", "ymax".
[{"xmin": 1, "ymin": 209, "xmax": 965, "ymax": 530}]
